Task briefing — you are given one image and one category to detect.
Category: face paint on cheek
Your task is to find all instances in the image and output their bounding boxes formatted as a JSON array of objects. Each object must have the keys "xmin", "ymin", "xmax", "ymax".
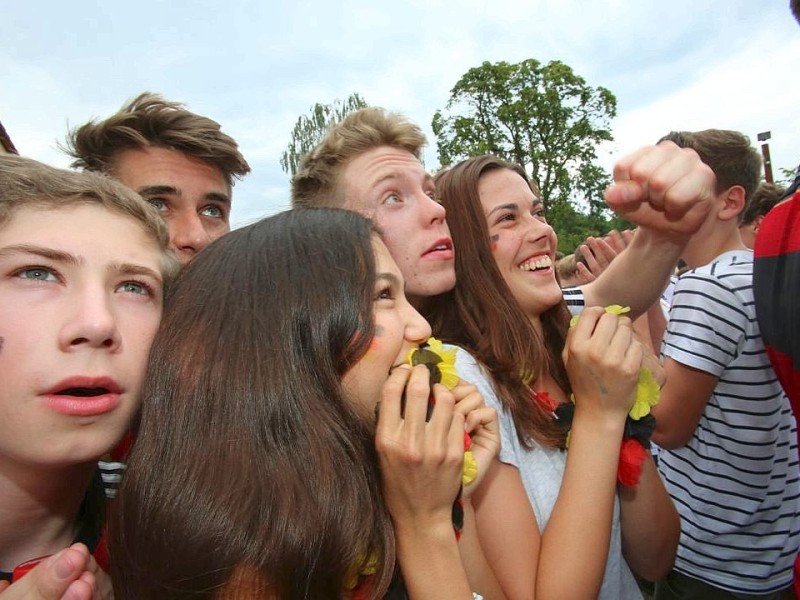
[
  {"xmin": 490, "ymin": 234, "xmax": 499, "ymax": 252},
  {"xmin": 365, "ymin": 326, "xmax": 385, "ymax": 356}
]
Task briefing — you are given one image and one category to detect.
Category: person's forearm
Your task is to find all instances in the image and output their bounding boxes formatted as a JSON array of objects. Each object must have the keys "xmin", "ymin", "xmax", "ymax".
[
  {"xmin": 395, "ymin": 520, "xmax": 474, "ymax": 600},
  {"xmin": 647, "ymin": 300, "xmax": 668, "ymax": 352},
  {"xmin": 583, "ymin": 229, "xmax": 683, "ymax": 319},
  {"xmin": 536, "ymin": 411, "xmax": 623, "ymax": 599},
  {"xmin": 618, "ymin": 457, "xmax": 679, "ymax": 581},
  {"xmin": 458, "ymin": 501, "xmax": 507, "ymax": 600}
]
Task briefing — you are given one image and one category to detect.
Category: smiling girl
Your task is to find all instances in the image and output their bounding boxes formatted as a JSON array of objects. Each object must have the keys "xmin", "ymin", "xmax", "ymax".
[{"xmin": 425, "ymin": 156, "xmax": 679, "ymax": 600}]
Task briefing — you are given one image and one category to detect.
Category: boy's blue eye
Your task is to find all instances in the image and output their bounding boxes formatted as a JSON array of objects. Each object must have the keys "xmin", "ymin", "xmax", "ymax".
[
  {"xmin": 148, "ymin": 199, "xmax": 168, "ymax": 212},
  {"xmin": 383, "ymin": 194, "xmax": 402, "ymax": 205},
  {"xmin": 201, "ymin": 205, "xmax": 224, "ymax": 219},
  {"xmin": 118, "ymin": 281, "xmax": 151, "ymax": 296},
  {"xmin": 18, "ymin": 267, "xmax": 58, "ymax": 282}
]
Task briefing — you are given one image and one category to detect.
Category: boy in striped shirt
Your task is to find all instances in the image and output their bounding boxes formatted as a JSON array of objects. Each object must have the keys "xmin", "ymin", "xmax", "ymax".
[{"xmin": 651, "ymin": 129, "xmax": 800, "ymax": 599}]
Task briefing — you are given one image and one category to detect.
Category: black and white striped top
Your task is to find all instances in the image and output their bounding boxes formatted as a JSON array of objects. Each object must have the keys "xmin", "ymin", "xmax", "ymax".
[
  {"xmin": 658, "ymin": 250, "xmax": 800, "ymax": 594},
  {"xmin": 562, "ymin": 287, "xmax": 585, "ymax": 316}
]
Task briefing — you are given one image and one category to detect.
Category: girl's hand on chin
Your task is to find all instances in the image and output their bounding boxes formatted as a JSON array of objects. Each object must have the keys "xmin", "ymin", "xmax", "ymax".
[{"xmin": 375, "ymin": 364, "xmax": 464, "ymax": 531}]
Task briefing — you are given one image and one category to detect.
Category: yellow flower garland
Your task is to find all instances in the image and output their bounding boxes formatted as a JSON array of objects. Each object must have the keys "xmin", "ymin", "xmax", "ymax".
[
  {"xmin": 569, "ymin": 305, "xmax": 660, "ymax": 421},
  {"xmin": 407, "ymin": 337, "xmax": 477, "ymax": 486}
]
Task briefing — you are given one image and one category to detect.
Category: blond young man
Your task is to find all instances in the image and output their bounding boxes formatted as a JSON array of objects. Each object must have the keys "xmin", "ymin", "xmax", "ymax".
[
  {"xmin": 291, "ymin": 107, "xmax": 716, "ymax": 318},
  {"xmin": 64, "ymin": 92, "xmax": 250, "ymax": 264},
  {"xmin": 293, "ymin": 108, "xmax": 452, "ymax": 301}
]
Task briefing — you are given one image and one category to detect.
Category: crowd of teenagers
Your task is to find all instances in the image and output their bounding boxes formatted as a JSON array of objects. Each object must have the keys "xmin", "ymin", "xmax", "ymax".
[{"xmin": 3, "ymin": 8, "xmax": 800, "ymax": 599}]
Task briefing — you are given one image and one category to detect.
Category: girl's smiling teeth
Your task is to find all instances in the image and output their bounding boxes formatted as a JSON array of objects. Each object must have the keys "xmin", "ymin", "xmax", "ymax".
[{"xmin": 519, "ymin": 255, "xmax": 553, "ymax": 272}]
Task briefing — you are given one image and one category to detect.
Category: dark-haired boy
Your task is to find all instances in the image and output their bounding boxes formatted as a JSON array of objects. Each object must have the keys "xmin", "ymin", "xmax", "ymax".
[
  {"xmin": 651, "ymin": 129, "xmax": 800, "ymax": 599},
  {"xmin": 64, "ymin": 92, "xmax": 250, "ymax": 265}
]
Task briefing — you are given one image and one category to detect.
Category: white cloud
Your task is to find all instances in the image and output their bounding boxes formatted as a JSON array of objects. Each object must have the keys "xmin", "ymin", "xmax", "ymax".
[
  {"xmin": 2, "ymin": 0, "xmax": 797, "ymax": 227},
  {"xmin": 604, "ymin": 29, "xmax": 800, "ymax": 180}
]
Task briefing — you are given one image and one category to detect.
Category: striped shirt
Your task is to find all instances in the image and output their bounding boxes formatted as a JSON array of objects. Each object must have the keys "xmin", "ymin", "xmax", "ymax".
[
  {"xmin": 658, "ymin": 250, "xmax": 800, "ymax": 594},
  {"xmin": 562, "ymin": 287, "xmax": 585, "ymax": 316},
  {"xmin": 98, "ymin": 459, "xmax": 126, "ymax": 498}
]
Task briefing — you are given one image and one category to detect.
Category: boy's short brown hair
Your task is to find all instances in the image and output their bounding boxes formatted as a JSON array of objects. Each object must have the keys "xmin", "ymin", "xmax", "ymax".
[
  {"xmin": 64, "ymin": 92, "xmax": 250, "ymax": 189},
  {"xmin": 659, "ymin": 129, "xmax": 762, "ymax": 206},
  {"xmin": 0, "ymin": 154, "xmax": 179, "ymax": 281},
  {"xmin": 742, "ymin": 182, "xmax": 785, "ymax": 226}
]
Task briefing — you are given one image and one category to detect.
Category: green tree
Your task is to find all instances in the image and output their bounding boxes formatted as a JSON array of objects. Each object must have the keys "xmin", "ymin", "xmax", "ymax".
[
  {"xmin": 778, "ymin": 165, "xmax": 798, "ymax": 187},
  {"xmin": 280, "ymin": 93, "xmax": 368, "ymax": 177},
  {"xmin": 432, "ymin": 59, "xmax": 619, "ymax": 247}
]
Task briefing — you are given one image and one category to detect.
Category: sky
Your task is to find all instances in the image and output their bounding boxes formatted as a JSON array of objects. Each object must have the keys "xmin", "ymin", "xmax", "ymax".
[{"xmin": 3, "ymin": 1, "xmax": 799, "ymax": 228}]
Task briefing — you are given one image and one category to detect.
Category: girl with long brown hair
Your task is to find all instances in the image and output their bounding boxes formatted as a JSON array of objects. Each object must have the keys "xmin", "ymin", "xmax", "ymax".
[
  {"xmin": 425, "ymin": 156, "xmax": 679, "ymax": 599},
  {"xmin": 110, "ymin": 208, "xmax": 499, "ymax": 599}
]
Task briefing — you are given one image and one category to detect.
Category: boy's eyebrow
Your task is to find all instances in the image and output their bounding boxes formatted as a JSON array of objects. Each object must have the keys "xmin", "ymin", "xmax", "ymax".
[
  {"xmin": 0, "ymin": 245, "xmax": 163, "ymax": 283},
  {"xmin": 0, "ymin": 244, "xmax": 80, "ymax": 264},
  {"xmin": 136, "ymin": 184, "xmax": 178, "ymax": 197},
  {"xmin": 204, "ymin": 191, "xmax": 231, "ymax": 207},
  {"xmin": 108, "ymin": 261, "xmax": 163, "ymax": 283},
  {"xmin": 372, "ymin": 171, "xmax": 434, "ymax": 188},
  {"xmin": 371, "ymin": 173, "xmax": 401, "ymax": 188}
]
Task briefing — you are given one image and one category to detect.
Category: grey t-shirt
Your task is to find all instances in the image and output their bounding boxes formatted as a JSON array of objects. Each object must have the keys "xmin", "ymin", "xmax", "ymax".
[{"xmin": 452, "ymin": 345, "xmax": 642, "ymax": 600}]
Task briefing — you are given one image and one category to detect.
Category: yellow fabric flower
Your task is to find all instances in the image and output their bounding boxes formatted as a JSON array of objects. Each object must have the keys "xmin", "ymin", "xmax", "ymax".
[
  {"xmin": 406, "ymin": 337, "xmax": 460, "ymax": 389},
  {"xmin": 567, "ymin": 305, "xmax": 660, "ymax": 419},
  {"xmin": 406, "ymin": 338, "xmax": 479, "ymax": 488},
  {"xmin": 359, "ymin": 552, "xmax": 378, "ymax": 576},
  {"xmin": 425, "ymin": 337, "xmax": 459, "ymax": 389},
  {"xmin": 630, "ymin": 367, "xmax": 660, "ymax": 420},
  {"xmin": 463, "ymin": 450, "xmax": 478, "ymax": 485},
  {"xmin": 570, "ymin": 304, "xmax": 631, "ymax": 328},
  {"xmin": 343, "ymin": 551, "xmax": 379, "ymax": 589},
  {"xmin": 520, "ymin": 368, "xmax": 535, "ymax": 386}
]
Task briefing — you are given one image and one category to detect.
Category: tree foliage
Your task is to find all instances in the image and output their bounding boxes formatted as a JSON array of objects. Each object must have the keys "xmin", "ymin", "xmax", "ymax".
[
  {"xmin": 432, "ymin": 59, "xmax": 621, "ymax": 252},
  {"xmin": 778, "ymin": 165, "xmax": 799, "ymax": 188},
  {"xmin": 280, "ymin": 92, "xmax": 368, "ymax": 176}
]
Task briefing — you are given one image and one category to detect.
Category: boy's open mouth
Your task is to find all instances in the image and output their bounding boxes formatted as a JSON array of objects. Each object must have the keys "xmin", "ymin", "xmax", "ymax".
[{"xmin": 55, "ymin": 387, "xmax": 111, "ymax": 397}]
